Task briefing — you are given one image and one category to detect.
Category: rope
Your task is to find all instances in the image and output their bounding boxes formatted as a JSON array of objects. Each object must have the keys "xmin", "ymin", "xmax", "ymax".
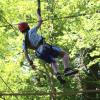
[
  {"xmin": 0, "ymin": 89, "xmax": 100, "ymax": 96},
  {"xmin": 37, "ymin": 0, "xmax": 41, "ymax": 16},
  {"xmin": 37, "ymin": 0, "xmax": 40, "ymax": 8},
  {"xmin": 0, "ymin": 12, "xmax": 98, "ymax": 27}
]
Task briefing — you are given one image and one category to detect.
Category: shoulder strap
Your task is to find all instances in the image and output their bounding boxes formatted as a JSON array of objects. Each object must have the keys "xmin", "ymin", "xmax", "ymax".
[{"xmin": 24, "ymin": 32, "xmax": 31, "ymax": 49}]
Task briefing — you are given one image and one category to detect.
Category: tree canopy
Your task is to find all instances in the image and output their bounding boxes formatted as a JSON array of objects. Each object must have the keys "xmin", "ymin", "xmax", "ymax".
[{"xmin": 0, "ymin": 0, "xmax": 100, "ymax": 100}]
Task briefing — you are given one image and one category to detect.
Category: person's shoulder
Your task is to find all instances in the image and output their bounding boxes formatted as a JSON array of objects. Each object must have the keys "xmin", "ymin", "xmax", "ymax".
[{"xmin": 29, "ymin": 26, "xmax": 37, "ymax": 33}]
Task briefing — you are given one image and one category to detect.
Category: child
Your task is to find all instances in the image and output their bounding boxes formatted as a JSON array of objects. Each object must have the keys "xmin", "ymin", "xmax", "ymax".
[{"xmin": 18, "ymin": 8, "xmax": 78, "ymax": 84}]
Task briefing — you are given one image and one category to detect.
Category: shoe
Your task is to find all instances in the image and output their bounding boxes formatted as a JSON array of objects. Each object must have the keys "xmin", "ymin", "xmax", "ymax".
[
  {"xmin": 56, "ymin": 72, "xmax": 66, "ymax": 84},
  {"xmin": 64, "ymin": 68, "xmax": 78, "ymax": 76}
]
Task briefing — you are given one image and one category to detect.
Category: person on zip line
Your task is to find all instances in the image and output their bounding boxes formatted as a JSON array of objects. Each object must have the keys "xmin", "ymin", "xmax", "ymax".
[{"xmin": 18, "ymin": 8, "xmax": 78, "ymax": 84}]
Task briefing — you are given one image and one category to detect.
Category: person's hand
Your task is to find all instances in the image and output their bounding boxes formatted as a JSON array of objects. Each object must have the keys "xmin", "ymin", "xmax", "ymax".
[
  {"xmin": 29, "ymin": 60, "xmax": 33, "ymax": 65},
  {"xmin": 29, "ymin": 60, "xmax": 36, "ymax": 69},
  {"xmin": 29, "ymin": 60, "xmax": 36, "ymax": 70},
  {"xmin": 31, "ymin": 64, "xmax": 36, "ymax": 70}
]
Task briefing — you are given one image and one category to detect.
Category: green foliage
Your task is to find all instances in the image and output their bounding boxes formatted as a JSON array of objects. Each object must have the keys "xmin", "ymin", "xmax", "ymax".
[{"xmin": 0, "ymin": 0, "xmax": 100, "ymax": 100}]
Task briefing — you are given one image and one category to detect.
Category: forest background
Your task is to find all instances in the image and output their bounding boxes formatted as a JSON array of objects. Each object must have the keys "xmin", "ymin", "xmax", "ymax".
[{"xmin": 0, "ymin": 0, "xmax": 100, "ymax": 100}]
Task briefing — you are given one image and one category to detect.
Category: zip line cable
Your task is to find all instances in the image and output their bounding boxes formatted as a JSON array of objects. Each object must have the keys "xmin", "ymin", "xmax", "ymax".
[{"xmin": 0, "ymin": 12, "xmax": 99, "ymax": 27}]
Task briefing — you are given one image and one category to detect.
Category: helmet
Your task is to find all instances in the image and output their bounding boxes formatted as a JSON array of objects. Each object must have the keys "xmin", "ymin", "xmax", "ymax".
[{"xmin": 18, "ymin": 22, "xmax": 29, "ymax": 33}]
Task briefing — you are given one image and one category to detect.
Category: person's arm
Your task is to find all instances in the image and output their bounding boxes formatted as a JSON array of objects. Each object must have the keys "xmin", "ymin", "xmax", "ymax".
[
  {"xmin": 36, "ymin": 8, "xmax": 43, "ymax": 29},
  {"xmin": 23, "ymin": 40, "xmax": 35, "ymax": 69},
  {"xmin": 25, "ymin": 49, "xmax": 36, "ymax": 69}
]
